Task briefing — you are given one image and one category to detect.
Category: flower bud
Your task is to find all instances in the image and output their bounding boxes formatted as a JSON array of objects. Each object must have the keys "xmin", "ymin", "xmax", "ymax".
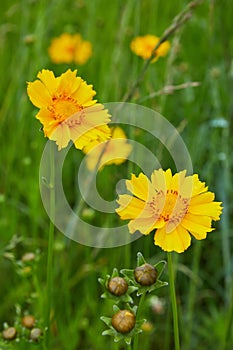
[
  {"xmin": 2, "ymin": 327, "xmax": 17, "ymax": 340},
  {"xmin": 22, "ymin": 315, "xmax": 35, "ymax": 329},
  {"xmin": 141, "ymin": 321, "xmax": 153, "ymax": 332},
  {"xmin": 134, "ymin": 263, "xmax": 158, "ymax": 286},
  {"xmin": 30, "ymin": 328, "xmax": 42, "ymax": 342},
  {"xmin": 111, "ymin": 310, "xmax": 136, "ymax": 334},
  {"xmin": 108, "ymin": 277, "xmax": 128, "ymax": 296}
]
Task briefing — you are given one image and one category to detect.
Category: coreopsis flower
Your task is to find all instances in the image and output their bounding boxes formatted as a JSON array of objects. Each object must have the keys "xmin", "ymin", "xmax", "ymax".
[
  {"xmin": 116, "ymin": 169, "xmax": 222, "ymax": 253},
  {"xmin": 83, "ymin": 126, "xmax": 132, "ymax": 170},
  {"xmin": 130, "ymin": 35, "xmax": 170, "ymax": 62},
  {"xmin": 48, "ymin": 33, "xmax": 92, "ymax": 65},
  {"xmin": 27, "ymin": 69, "xmax": 111, "ymax": 150}
]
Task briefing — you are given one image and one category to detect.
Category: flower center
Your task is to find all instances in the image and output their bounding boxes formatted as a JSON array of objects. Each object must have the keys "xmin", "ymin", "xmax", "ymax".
[
  {"xmin": 66, "ymin": 46, "xmax": 75, "ymax": 54},
  {"xmin": 148, "ymin": 44, "xmax": 156, "ymax": 53},
  {"xmin": 150, "ymin": 189, "xmax": 189, "ymax": 227},
  {"xmin": 162, "ymin": 190, "xmax": 179, "ymax": 222},
  {"xmin": 48, "ymin": 94, "xmax": 83, "ymax": 122}
]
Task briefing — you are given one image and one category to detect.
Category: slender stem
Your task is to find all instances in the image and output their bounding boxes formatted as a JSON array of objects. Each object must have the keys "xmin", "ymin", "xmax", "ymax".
[
  {"xmin": 133, "ymin": 292, "xmax": 146, "ymax": 350},
  {"xmin": 45, "ymin": 142, "xmax": 55, "ymax": 348},
  {"xmin": 167, "ymin": 252, "xmax": 180, "ymax": 350}
]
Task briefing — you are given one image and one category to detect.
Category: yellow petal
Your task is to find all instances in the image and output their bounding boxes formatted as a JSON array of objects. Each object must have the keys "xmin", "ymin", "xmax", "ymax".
[
  {"xmin": 84, "ymin": 131, "xmax": 132, "ymax": 170},
  {"xmin": 181, "ymin": 213, "xmax": 214, "ymax": 235},
  {"xmin": 128, "ymin": 216, "xmax": 158, "ymax": 235},
  {"xmin": 82, "ymin": 105, "xmax": 111, "ymax": 127},
  {"xmin": 179, "ymin": 175, "xmax": 195, "ymax": 198},
  {"xmin": 50, "ymin": 123, "xmax": 71, "ymax": 150},
  {"xmin": 72, "ymin": 78, "xmax": 96, "ymax": 105},
  {"xmin": 188, "ymin": 202, "xmax": 222, "ymax": 220},
  {"xmin": 27, "ymin": 80, "xmax": 51, "ymax": 109},
  {"xmin": 190, "ymin": 191, "xmax": 215, "ymax": 205},
  {"xmin": 156, "ymin": 40, "xmax": 171, "ymax": 57},
  {"xmin": 73, "ymin": 125, "xmax": 110, "ymax": 150},
  {"xmin": 126, "ymin": 173, "xmax": 155, "ymax": 201},
  {"xmin": 188, "ymin": 229, "xmax": 208, "ymax": 240},
  {"xmin": 154, "ymin": 225, "xmax": 191, "ymax": 253},
  {"xmin": 35, "ymin": 107, "xmax": 52, "ymax": 124},
  {"xmin": 57, "ymin": 69, "xmax": 82, "ymax": 96},
  {"xmin": 37, "ymin": 69, "xmax": 57, "ymax": 95},
  {"xmin": 111, "ymin": 126, "xmax": 127, "ymax": 139},
  {"xmin": 150, "ymin": 168, "xmax": 168, "ymax": 192},
  {"xmin": 191, "ymin": 174, "xmax": 208, "ymax": 196},
  {"xmin": 116, "ymin": 195, "xmax": 150, "ymax": 220},
  {"xmin": 74, "ymin": 40, "xmax": 92, "ymax": 65},
  {"xmin": 36, "ymin": 108, "xmax": 57, "ymax": 137},
  {"xmin": 70, "ymin": 106, "xmax": 110, "ymax": 149}
]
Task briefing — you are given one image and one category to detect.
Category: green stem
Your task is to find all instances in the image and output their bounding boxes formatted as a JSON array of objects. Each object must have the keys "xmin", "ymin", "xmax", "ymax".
[
  {"xmin": 45, "ymin": 142, "xmax": 55, "ymax": 349},
  {"xmin": 133, "ymin": 292, "xmax": 146, "ymax": 350},
  {"xmin": 167, "ymin": 252, "xmax": 180, "ymax": 350}
]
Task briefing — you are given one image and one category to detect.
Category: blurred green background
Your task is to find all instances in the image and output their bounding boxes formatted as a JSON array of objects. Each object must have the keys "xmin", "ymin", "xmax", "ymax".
[{"xmin": 0, "ymin": 0, "xmax": 232, "ymax": 349}]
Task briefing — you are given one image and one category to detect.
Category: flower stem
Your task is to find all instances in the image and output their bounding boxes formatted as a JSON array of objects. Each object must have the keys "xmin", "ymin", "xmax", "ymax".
[
  {"xmin": 45, "ymin": 142, "xmax": 55, "ymax": 349},
  {"xmin": 133, "ymin": 292, "xmax": 146, "ymax": 350},
  {"xmin": 167, "ymin": 252, "xmax": 180, "ymax": 350}
]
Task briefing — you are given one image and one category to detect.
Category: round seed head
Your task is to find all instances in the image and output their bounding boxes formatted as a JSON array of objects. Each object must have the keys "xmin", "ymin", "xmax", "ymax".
[
  {"xmin": 108, "ymin": 277, "xmax": 128, "ymax": 296},
  {"xmin": 134, "ymin": 263, "xmax": 158, "ymax": 286},
  {"xmin": 22, "ymin": 315, "xmax": 35, "ymax": 329},
  {"xmin": 111, "ymin": 309, "xmax": 136, "ymax": 334},
  {"xmin": 30, "ymin": 328, "xmax": 42, "ymax": 342},
  {"xmin": 2, "ymin": 327, "xmax": 17, "ymax": 340}
]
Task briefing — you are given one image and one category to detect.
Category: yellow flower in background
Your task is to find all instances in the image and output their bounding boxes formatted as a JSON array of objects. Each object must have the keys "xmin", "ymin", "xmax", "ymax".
[
  {"xmin": 83, "ymin": 127, "xmax": 132, "ymax": 170},
  {"xmin": 27, "ymin": 69, "xmax": 111, "ymax": 150},
  {"xmin": 48, "ymin": 33, "xmax": 92, "ymax": 65},
  {"xmin": 130, "ymin": 35, "xmax": 170, "ymax": 62},
  {"xmin": 116, "ymin": 169, "xmax": 222, "ymax": 253}
]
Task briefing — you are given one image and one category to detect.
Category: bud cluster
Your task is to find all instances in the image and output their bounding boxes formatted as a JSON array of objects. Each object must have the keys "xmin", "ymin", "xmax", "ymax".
[{"xmin": 99, "ymin": 252, "xmax": 167, "ymax": 345}]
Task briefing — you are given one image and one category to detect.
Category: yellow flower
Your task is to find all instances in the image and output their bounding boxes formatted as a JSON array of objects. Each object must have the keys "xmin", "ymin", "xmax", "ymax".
[
  {"xmin": 83, "ymin": 127, "xmax": 132, "ymax": 170},
  {"xmin": 48, "ymin": 33, "xmax": 92, "ymax": 65},
  {"xmin": 27, "ymin": 69, "xmax": 111, "ymax": 150},
  {"xmin": 116, "ymin": 169, "xmax": 222, "ymax": 253},
  {"xmin": 130, "ymin": 35, "xmax": 170, "ymax": 62}
]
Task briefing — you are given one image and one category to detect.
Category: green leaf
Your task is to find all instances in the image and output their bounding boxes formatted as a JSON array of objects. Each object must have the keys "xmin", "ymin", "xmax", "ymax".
[
  {"xmin": 154, "ymin": 260, "xmax": 167, "ymax": 279},
  {"xmin": 137, "ymin": 252, "xmax": 147, "ymax": 266}
]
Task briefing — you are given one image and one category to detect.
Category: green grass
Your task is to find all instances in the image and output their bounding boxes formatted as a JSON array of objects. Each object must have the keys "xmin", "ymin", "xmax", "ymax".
[{"xmin": 0, "ymin": 0, "xmax": 233, "ymax": 349}]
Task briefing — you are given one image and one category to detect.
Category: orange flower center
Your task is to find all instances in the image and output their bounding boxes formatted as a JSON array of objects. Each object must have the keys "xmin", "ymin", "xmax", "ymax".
[
  {"xmin": 66, "ymin": 46, "xmax": 75, "ymax": 54},
  {"xmin": 147, "ymin": 44, "xmax": 155, "ymax": 54},
  {"xmin": 150, "ymin": 189, "xmax": 189, "ymax": 226},
  {"xmin": 48, "ymin": 94, "xmax": 83, "ymax": 123}
]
